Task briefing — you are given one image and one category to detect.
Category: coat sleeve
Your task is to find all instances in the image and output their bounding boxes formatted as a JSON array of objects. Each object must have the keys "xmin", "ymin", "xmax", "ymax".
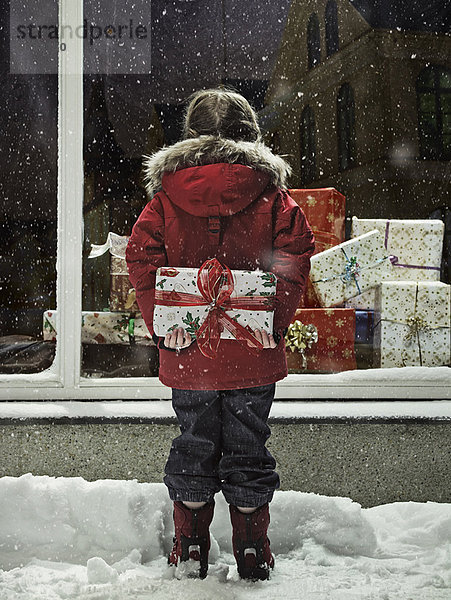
[
  {"xmin": 270, "ymin": 189, "xmax": 315, "ymax": 333},
  {"xmin": 125, "ymin": 195, "xmax": 167, "ymax": 336}
]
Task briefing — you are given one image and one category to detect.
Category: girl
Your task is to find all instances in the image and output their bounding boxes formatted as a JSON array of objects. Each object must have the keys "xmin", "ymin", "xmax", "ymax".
[{"xmin": 126, "ymin": 88, "xmax": 314, "ymax": 580}]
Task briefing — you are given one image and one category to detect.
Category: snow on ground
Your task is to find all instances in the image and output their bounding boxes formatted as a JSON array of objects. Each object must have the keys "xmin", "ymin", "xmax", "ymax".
[{"xmin": 1, "ymin": 475, "xmax": 451, "ymax": 599}]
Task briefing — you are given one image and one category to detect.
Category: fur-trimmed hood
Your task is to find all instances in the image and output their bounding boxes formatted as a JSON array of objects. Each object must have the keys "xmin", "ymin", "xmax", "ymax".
[{"xmin": 142, "ymin": 135, "xmax": 291, "ymax": 199}]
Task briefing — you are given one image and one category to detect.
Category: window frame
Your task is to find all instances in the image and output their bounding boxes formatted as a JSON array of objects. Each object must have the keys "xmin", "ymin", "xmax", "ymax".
[{"xmin": 0, "ymin": 0, "xmax": 450, "ymax": 404}]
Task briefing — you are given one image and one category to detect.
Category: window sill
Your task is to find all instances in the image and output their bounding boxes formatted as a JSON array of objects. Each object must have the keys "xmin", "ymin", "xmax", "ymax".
[
  {"xmin": 0, "ymin": 366, "xmax": 449, "ymax": 400},
  {"xmin": 0, "ymin": 397, "xmax": 450, "ymax": 422}
]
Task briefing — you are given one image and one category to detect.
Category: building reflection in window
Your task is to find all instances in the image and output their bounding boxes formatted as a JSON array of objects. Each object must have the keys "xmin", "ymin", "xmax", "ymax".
[
  {"xmin": 417, "ymin": 65, "xmax": 451, "ymax": 161},
  {"xmin": 337, "ymin": 82, "xmax": 356, "ymax": 171},
  {"xmin": 325, "ymin": 0, "xmax": 339, "ymax": 57},
  {"xmin": 307, "ymin": 13, "xmax": 321, "ymax": 69},
  {"xmin": 300, "ymin": 105, "xmax": 316, "ymax": 184}
]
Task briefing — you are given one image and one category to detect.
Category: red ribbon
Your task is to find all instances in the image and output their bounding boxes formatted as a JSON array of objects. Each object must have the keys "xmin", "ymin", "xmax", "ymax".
[{"xmin": 155, "ymin": 258, "xmax": 276, "ymax": 359}]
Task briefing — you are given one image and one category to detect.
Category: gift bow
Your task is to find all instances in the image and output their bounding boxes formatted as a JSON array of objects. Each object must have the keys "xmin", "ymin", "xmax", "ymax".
[
  {"xmin": 285, "ymin": 320, "xmax": 318, "ymax": 369},
  {"xmin": 312, "ymin": 247, "xmax": 388, "ymax": 296},
  {"xmin": 404, "ymin": 315, "xmax": 431, "ymax": 345},
  {"xmin": 342, "ymin": 255, "xmax": 361, "ymax": 284},
  {"xmin": 155, "ymin": 258, "xmax": 276, "ymax": 359}
]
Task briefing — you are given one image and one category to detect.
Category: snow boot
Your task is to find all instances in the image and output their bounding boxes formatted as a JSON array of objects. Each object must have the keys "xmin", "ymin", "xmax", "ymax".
[
  {"xmin": 229, "ymin": 503, "xmax": 275, "ymax": 581},
  {"xmin": 168, "ymin": 501, "xmax": 214, "ymax": 579}
]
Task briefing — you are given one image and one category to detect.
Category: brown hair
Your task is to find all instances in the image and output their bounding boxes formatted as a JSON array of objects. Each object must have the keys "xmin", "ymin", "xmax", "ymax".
[{"xmin": 183, "ymin": 88, "xmax": 261, "ymax": 142}]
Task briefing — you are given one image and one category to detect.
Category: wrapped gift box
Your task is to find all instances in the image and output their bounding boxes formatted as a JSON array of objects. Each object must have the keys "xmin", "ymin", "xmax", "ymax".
[
  {"xmin": 88, "ymin": 232, "xmax": 139, "ymax": 312},
  {"xmin": 43, "ymin": 310, "xmax": 152, "ymax": 345},
  {"xmin": 310, "ymin": 230, "xmax": 393, "ymax": 307},
  {"xmin": 354, "ymin": 310, "xmax": 375, "ymax": 370},
  {"xmin": 110, "ymin": 256, "xmax": 139, "ymax": 312},
  {"xmin": 289, "ymin": 188, "xmax": 345, "ymax": 246},
  {"xmin": 153, "ymin": 265, "xmax": 276, "ymax": 339},
  {"xmin": 374, "ymin": 281, "xmax": 450, "ymax": 368},
  {"xmin": 355, "ymin": 310, "xmax": 374, "ymax": 345},
  {"xmin": 289, "ymin": 188, "xmax": 345, "ymax": 307},
  {"xmin": 286, "ymin": 308, "xmax": 356, "ymax": 373},
  {"xmin": 347, "ymin": 218, "xmax": 444, "ymax": 310}
]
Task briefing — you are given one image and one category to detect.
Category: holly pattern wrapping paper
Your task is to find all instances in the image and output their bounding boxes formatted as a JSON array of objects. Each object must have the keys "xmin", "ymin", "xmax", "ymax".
[
  {"xmin": 153, "ymin": 266, "xmax": 276, "ymax": 338},
  {"xmin": 286, "ymin": 308, "xmax": 356, "ymax": 373},
  {"xmin": 374, "ymin": 281, "xmax": 450, "ymax": 368},
  {"xmin": 347, "ymin": 218, "xmax": 445, "ymax": 310},
  {"xmin": 309, "ymin": 230, "xmax": 393, "ymax": 307},
  {"xmin": 289, "ymin": 188, "xmax": 346, "ymax": 308},
  {"xmin": 43, "ymin": 311, "xmax": 151, "ymax": 345}
]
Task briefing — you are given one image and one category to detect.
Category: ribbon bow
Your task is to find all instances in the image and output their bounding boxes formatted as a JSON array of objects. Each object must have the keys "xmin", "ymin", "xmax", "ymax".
[
  {"xmin": 341, "ymin": 255, "xmax": 361, "ymax": 283},
  {"xmin": 195, "ymin": 259, "xmax": 262, "ymax": 359},
  {"xmin": 285, "ymin": 320, "xmax": 318, "ymax": 370},
  {"xmin": 155, "ymin": 258, "xmax": 275, "ymax": 359},
  {"xmin": 404, "ymin": 315, "xmax": 431, "ymax": 345}
]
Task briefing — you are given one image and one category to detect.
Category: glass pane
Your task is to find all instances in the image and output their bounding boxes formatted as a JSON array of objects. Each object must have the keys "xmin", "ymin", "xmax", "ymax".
[
  {"xmin": 81, "ymin": 0, "xmax": 450, "ymax": 380},
  {"xmin": 441, "ymin": 93, "xmax": 451, "ymax": 117},
  {"xmin": 417, "ymin": 67, "xmax": 435, "ymax": 88},
  {"xmin": 439, "ymin": 70, "xmax": 451, "ymax": 88},
  {"xmin": 418, "ymin": 92, "xmax": 435, "ymax": 113},
  {"xmin": 442, "ymin": 112, "xmax": 451, "ymax": 132},
  {"xmin": 0, "ymin": 1, "xmax": 57, "ymax": 374}
]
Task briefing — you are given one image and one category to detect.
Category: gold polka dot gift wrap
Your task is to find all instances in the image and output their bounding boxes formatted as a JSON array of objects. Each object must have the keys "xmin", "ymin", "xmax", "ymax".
[
  {"xmin": 309, "ymin": 230, "xmax": 393, "ymax": 307},
  {"xmin": 373, "ymin": 281, "xmax": 450, "ymax": 368},
  {"xmin": 346, "ymin": 218, "xmax": 444, "ymax": 311}
]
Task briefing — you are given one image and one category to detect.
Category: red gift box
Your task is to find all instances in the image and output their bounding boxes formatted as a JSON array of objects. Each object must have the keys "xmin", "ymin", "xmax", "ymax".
[
  {"xmin": 286, "ymin": 308, "xmax": 356, "ymax": 373},
  {"xmin": 289, "ymin": 188, "xmax": 346, "ymax": 307}
]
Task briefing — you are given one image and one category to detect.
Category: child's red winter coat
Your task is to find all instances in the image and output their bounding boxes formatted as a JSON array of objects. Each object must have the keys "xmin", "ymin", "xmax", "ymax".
[{"xmin": 126, "ymin": 137, "xmax": 315, "ymax": 390}]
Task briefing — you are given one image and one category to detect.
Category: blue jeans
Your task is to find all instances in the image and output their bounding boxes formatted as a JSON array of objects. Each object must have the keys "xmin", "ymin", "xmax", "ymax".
[{"xmin": 164, "ymin": 384, "xmax": 280, "ymax": 507}]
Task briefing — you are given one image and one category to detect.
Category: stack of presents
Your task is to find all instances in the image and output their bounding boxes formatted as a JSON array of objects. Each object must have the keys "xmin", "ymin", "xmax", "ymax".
[
  {"xmin": 287, "ymin": 188, "xmax": 450, "ymax": 372},
  {"xmin": 43, "ymin": 191, "xmax": 450, "ymax": 374},
  {"xmin": 43, "ymin": 233, "xmax": 158, "ymax": 376},
  {"xmin": 44, "ymin": 233, "xmax": 152, "ymax": 347}
]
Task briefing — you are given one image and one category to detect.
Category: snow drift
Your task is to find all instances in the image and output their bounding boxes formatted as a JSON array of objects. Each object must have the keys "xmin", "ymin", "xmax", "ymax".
[{"xmin": 1, "ymin": 474, "xmax": 451, "ymax": 599}]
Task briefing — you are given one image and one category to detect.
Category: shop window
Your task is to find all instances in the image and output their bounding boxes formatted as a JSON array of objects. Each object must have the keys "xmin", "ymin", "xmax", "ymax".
[
  {"xmin": 325, "ymin": 1, "xmax": 339, "ymax": 56},
  {"xmin": 337, "ymin": 83, "xmax": 356, "ymax": 171},
  {"xmin": 2, "ymin": 0, "xmax": 449, "ymax": 400},
  {"xmin": 307, "ymin": 14, "xmax": 321, "ymax": 69},
  {"xmin": 417, "ymin": 65, "xmax": 451, "ymax": 161},
  {"xmin": 0, "ymin": 3, "xmax": 57, "ymax": 374},
  {"xmin": 300, "ymin": 106, "xmax": 317, "ymax": 184}
]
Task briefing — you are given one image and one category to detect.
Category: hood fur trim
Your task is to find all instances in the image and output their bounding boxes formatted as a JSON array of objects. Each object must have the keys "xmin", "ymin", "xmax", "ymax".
[{"xmin": 142, "ymin": 135, "xmax": 291, "ymax": 198}]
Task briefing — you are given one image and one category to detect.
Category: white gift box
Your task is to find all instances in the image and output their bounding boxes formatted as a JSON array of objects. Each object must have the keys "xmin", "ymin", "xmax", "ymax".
[
  {"xmin": 346, "ymin": 218, "xmax": 444, "ymax": 310},
  {"xmin": 374, "ymin": 281, "xmax": 450, "ymax": 368},
  {"xmin": 153, "ymin": 266, "xmax": 276, "ymax": 338},
  {"xmin": 309, "ymin": 230, "xmax": 393, "ymax": 307},
  {"xmin": 43, "ymin": 310, "xmax": 151, "ymax": 345}
]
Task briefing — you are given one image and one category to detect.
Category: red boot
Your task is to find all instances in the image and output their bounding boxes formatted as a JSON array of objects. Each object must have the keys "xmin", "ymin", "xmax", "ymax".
[
  {"xmin": 168, "ymin": 501, "xmax": 215, "ymax": 579},
  {"xmin": 229, "ymin": 503, "xmax": 275, "ymax": 581}
]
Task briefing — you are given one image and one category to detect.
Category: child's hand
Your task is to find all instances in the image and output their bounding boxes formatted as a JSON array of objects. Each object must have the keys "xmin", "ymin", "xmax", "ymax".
[
  {"xmin": 253, "ymin": 329, "xmax": 277, "ymax": 349},
  {"xmin": 165, "ymin": 327, "xmax": 193, "ymax": 352}
]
